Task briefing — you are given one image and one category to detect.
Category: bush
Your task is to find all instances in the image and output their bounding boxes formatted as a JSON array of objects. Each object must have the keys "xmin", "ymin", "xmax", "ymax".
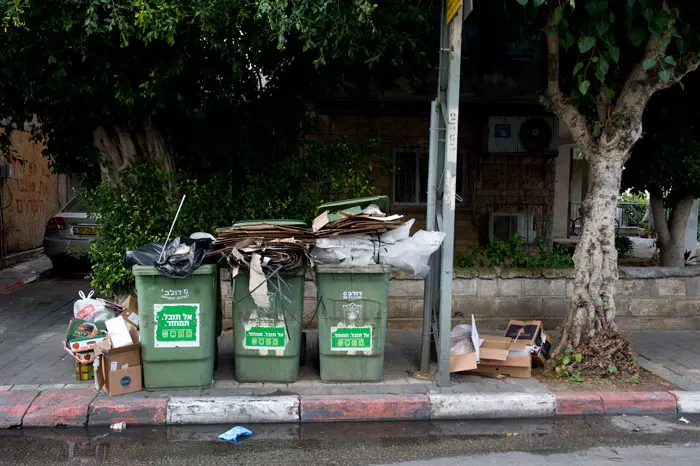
[
  {"xmin": 454, "ymin": 236, "xmax": 574, "ymax": 268},
  {"xmin": 615, "ymin": 236, "xmax": 634, "ymax": 258},
  {"xmin": 85, "ymin": 163, "xmax": 235, "ymax": 296},
  {"xmin": 86, "ymin": 138, "xmax": 385, "ymax": 296}
]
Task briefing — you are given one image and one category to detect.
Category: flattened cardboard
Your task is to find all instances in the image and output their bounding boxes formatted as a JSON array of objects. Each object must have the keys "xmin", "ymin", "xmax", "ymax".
[{"xmin": 473, "ymin": 364, "xmax": 532, "ymax": 379}]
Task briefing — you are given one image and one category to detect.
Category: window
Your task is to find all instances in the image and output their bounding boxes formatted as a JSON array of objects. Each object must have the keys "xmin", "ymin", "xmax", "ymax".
[{"xmin": 393, "ymin": 144, "xmax": 470, "ymax": 207}]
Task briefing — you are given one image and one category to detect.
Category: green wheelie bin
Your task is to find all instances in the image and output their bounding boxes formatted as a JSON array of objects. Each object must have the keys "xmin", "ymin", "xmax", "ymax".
[
  {"xmin": 134, "ymin": 264, "xmax": 218, "ymax": 390},
  {"xmin": 231, "ymin": 220, "xmax": 307, "ymax": 383},
  {"xmin": 314, "ymin": 196, "xmax": 392, "ymax": 382}
]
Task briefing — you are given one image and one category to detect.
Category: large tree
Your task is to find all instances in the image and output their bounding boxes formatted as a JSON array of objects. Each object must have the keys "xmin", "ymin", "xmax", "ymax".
[
  {"xmin": 623, "ymin": 73, "xmax": 700, "ymax": 266},
  {"xmin": 505, "ymin": 0, "xmax": 700, "ymax": 368},
  {"xmin": 0, "ymin": 1, "xmax": 434, "ymax": 184}
]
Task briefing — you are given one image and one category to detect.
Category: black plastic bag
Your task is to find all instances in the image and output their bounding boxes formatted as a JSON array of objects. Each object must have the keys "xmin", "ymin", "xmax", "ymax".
[{"xmin": 124, "ymin": 235, "xmax": 212, "ymax": 278}]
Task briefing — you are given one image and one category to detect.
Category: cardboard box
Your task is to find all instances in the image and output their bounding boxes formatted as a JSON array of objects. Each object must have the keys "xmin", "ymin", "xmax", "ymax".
[
  {"xmin": 65, "ymin": 318, "xmax": 108, "ymax": 353},
  {"xmin": 449, "ymin": 316, "xmax": 533, "ymax": 378},
  {"xmin": 95, "ymin": 325, "xmax": 142, "ymax": 396},
  {"xmin": 120, "ymin": 295, "xmax": 140, "ymax": 330},
  {"xmin": 504, "ymin": 320, "xmax": 552, "ymax": 365}
]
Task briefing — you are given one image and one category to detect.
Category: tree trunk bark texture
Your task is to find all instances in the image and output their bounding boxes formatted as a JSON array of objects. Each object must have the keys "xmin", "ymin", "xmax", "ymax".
[
  {"xmin": 650, "ymin": 193, "xmax": 695, "ymax": 267},
  {"xmin": 92, "ymin": 120, "xmax": 175, "ymax": 186},
  {"xmin": 560, "ymin": 155, "xmax": 624, "ymax": 351}
]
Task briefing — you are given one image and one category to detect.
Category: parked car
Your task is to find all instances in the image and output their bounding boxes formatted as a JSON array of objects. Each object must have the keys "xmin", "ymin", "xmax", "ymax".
[{"xmin": 43, "ymin": 197, "xmax": 97, "ymax": 271}]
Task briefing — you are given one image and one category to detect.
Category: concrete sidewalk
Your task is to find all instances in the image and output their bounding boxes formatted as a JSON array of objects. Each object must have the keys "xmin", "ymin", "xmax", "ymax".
[{"xmin": 2, "ymin": 268, "xmax": 700, "ymax": 428}]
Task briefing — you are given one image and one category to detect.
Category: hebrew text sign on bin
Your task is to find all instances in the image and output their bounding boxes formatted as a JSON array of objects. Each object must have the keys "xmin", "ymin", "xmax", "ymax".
[{"xmin": 154, "ymin": 304, "xmax": 200, "ymax": 348}]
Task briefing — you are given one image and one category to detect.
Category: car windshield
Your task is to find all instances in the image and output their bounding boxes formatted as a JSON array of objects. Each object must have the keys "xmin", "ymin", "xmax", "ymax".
[{"xmin": 64, "ymin": 197, "xmax": 90, "ymax": 213}]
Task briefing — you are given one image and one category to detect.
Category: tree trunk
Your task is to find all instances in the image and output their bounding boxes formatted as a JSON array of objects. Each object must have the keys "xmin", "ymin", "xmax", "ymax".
[
  {"xmin": 559, "ymin": 154, "xmax": 624, "ymax": 352},
  {"xmin": 650, "ymin": 193, "xmax": 695, "ymax": 267},
  {"xmin": 92, "ymin": 118, "xmax": 175, "ymax": 186}
]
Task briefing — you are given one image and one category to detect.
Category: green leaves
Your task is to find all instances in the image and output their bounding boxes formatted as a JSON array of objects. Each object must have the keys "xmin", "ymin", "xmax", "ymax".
[
  {"xmin": 643, "ymin": 58, "xmax": 657, "ymax": 70},
  {"xmin": 664, "ymin": 55, "xmax": 677, "ymax": 66},
  {"xmin": 561, "ymin": 31, "xmax": 575, "ymax": 50},
  {"xmin": 516, "ymin": 0, "xmax": 528, "ymax": 5},
  {"xmin": 578, "ymin": 36, "xmax": 596, "ymax": 53},
  {"xmin": 628, "ymin": 28, "xmax": 646, "ymax": 47},
  {"xmin": 554, "ymin": 7, "xmax": 563, "ymax": 25},
  {"xmin": 579, "ymin": 79, "xmax": 591, "ymax": 95},
  {"xmin": 609, "ymin": 46, "xmax": 620, "ymax": 64},
  {"xmin": 659, "ymin": 70, "xmax": 671, "ymax": 83},
  {"xmin": 573, "ymin": 62, "xmax": 584, "ymax": 76}
]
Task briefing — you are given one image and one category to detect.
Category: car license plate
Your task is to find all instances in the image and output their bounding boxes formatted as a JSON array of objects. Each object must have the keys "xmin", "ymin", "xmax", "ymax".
[{"xmin": 73, "ymin": 226, "xmax": 97, "ymax": 236}]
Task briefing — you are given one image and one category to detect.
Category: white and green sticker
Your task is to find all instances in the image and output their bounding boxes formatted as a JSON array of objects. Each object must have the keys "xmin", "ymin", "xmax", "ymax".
[
  {"xmin": 245, "ymin": 326, "xmax": 286, "ymax": 350},
  {"xmin": 154, "ymin": 303, "xmax": 200, "ymax": 348},
  {"xmin": 330, "ymin": 326, "xmax": 372, "ymax": 352}
]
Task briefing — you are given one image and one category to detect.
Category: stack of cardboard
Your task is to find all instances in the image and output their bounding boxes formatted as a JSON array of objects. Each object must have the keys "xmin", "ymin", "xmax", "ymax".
[
  {"xmin": 449, "ymin": 318, "xmax": 552, "ymax": 379},
  {"xmin": 95, "ymin": 297, "xmax": 143, "ymax": 396}
]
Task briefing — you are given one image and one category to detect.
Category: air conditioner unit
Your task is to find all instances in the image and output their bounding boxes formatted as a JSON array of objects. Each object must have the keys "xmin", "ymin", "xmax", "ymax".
[
  {"xmin": 487, "ymin": 116, "xmax": 559, "ymax": 154},
  {"xmin": 488, "ymin": 212, "xmax": 537, "ymax": 243}
]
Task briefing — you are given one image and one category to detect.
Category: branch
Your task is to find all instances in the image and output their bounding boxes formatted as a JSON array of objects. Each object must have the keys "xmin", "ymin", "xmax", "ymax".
[
  {"xmin": 541, "ymin": 17, "xmax": 595, "ymax": 153},
  {"xmin": 596, "ymin": 85, "xmax": 611, "ymax": 124},
  {"xmin": 604, "ymin": 1, "xmax": 679, "ymax": 151}
]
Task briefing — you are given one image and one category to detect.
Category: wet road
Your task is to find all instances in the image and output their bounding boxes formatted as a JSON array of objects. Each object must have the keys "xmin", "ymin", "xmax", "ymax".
[{"xmin": 1, "ymin": 415, "xmax": 698, "ymax": 465}]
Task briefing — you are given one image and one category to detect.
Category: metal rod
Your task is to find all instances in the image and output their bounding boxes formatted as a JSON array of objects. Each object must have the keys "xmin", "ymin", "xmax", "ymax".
[
  {"xmin": 159, "ymin": 194, "xmax": 187, "ymax": 262},
  {"xmin": 421, "ymin": 100, "xmax": 441, "ymax": 374}
]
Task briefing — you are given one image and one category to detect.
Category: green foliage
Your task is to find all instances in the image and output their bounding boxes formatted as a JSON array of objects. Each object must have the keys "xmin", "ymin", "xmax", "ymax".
[
  {"xmin": 454, "ymin": 235, "xmax": 574, "ymax": 269},
  {"xmin": 507, "ymin": 0, "xmax": 700, "ymax": 118},
  {"xmin": 235, "ymin": 137, "xmax": 386, "ymax": 223},
  {"xmin": 86, "ymin": 138, "xmax": 382, "ymax": 295},
  {"xmin": 85, "ymin": 163, "xmax": 236, "ymax": 295},
  {"xmin": 615, "ymin": 235, "xmax": 634, "ymax": 258},
  {"xmin": 552, "ymin": 347, "xmax": 584, "ymax": 383},
  {"xmin": 0, "ymin": 1, "xmax": 436, "ymax": 177}
]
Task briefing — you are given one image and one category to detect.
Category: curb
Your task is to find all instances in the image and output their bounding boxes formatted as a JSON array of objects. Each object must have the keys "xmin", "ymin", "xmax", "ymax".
[{"xmin": 3, "ymin": 390, "xmax": 697, "ymax": 428}]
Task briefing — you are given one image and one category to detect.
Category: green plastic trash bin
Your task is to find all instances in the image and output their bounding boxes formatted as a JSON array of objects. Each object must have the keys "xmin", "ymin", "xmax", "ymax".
[
  {"xmin": 231, "ymin": 220, "xmax": 307, "ymax": 383},
  {"xmin": 134, "ymin": 264, "xmax": 218, "ymax": 390},
  {"xmin": 315, "ymin": 264, "xmax": 391, "ymax": 382}
]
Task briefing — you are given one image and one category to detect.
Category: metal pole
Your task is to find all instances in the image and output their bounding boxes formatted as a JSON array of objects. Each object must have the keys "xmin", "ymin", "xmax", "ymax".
[
  {"xmin": 420, "ymin": 100, "xmax": 441, "ymax": 373},
  {"xmin": 436, "ymin": 3, "xmax": 465, "ymax": 388}
]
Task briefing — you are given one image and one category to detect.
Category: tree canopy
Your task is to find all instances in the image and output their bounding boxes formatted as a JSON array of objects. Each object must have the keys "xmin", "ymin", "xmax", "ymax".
[{"xmin": 0, "ymin": 0, "xmax": 436, "ymax": 179}]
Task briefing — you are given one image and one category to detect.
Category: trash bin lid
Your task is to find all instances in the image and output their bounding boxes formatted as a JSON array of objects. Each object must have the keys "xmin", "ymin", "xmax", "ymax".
[
  {"xmin": 232, "ymin": 219, "xmax": 307, "ymax": 228},
  {"xmin": 315, "ymin": 196, "xmax": 390, "ymax": 216},
  {"xmin": 132, "ymin": 264, "xmax": 217, "ymax": 276}
]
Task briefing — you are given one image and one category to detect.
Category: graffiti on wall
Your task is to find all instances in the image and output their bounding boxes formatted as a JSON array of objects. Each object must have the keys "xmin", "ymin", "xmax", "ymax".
[{"xmin": 11, "ymin": 161, "xmax": 51, "ymax": 216}]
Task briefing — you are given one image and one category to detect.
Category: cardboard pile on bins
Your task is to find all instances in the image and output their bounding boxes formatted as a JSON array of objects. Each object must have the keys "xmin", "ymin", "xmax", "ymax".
[{"xmin": 450, "ymin": 318, "xmax": 552, "ymax": 379}]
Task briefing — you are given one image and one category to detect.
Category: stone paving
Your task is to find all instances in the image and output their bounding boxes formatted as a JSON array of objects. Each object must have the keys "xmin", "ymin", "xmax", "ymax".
[
  {"xmin": 0, "ymin": 271, "xmax": 696, "ymax": 396},
  {"xmin": 631, "ymin": 332, "xmax": 700, "ymax": 391}
]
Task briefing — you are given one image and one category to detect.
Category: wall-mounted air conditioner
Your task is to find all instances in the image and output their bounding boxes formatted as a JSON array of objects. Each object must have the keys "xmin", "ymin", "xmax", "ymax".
[
  {"xmin": 487, "ymin": 116, "xmax": 559, "ymax": 154},
  {"xmin": 488, "ymin": 212, "xmax": 537, "ymax": 243}
]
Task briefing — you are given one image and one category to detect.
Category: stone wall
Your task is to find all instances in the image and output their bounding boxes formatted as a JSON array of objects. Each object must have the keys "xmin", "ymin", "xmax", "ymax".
[{"xmin": 220, "ymin": 267, "xmax": 700, "ymax": 332}]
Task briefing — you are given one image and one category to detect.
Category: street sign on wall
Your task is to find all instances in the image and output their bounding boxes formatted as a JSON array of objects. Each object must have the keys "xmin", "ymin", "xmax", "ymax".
[{"xmin": 446, "ymin": 0, "xmax": 461, "ymax": 23}]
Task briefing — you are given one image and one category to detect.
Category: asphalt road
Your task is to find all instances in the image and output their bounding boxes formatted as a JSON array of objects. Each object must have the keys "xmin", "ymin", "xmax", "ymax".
[{"xmin": 1, "ymin": 415, "xmax": 698, "ymax": 465}]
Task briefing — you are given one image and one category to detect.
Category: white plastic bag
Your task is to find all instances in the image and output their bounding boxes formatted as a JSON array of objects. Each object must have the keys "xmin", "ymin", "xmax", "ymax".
[
  {"xmin": 450, "ymin": 324, "xmax": 475, "ymax": 356},
  {"xmin": 380, "ymin": 219, "xmax": 415, "ymax": 245},
  {"xmin": 73, "ymin": 291, "xmax": 115, "ymax": 322},
  {"xmin": 379, "ymin": 230, "xmax": 445, "ymax": 277}
]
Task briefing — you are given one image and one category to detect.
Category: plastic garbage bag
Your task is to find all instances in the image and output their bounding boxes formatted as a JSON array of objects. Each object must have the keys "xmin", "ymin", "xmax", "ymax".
[
  {"xmin": 378, "ymin": 230, "xmax": 445, "ymax": 277},
  {"xmin": 218, "ymin": 426, "xmax": 253, "ymax": 443},
  {"xmin": 379, "ymin": 219, "xmax": 415, "ymax": 245},
  {"xmin": 450, "ymin": 324, "xmax": 475, "ymax": 356},
  {"xmin": 73, "ymin": 291, "xmax": 115, "ymax": 322},
  {"xmin": 124, "ymin": 234, "xmax": 211, "ymax": 278}
]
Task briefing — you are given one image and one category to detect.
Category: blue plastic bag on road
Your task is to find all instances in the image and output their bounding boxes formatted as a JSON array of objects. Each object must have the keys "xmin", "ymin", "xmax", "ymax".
[{"xmin": 218, "ymin": 426, "xmax": 253, "ymax": 443}]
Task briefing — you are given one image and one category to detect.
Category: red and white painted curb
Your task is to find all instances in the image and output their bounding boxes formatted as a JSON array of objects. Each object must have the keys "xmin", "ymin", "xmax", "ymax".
[{"xmin": 1, "ymin": 390, "xmax": 699, "ymax": 428}]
